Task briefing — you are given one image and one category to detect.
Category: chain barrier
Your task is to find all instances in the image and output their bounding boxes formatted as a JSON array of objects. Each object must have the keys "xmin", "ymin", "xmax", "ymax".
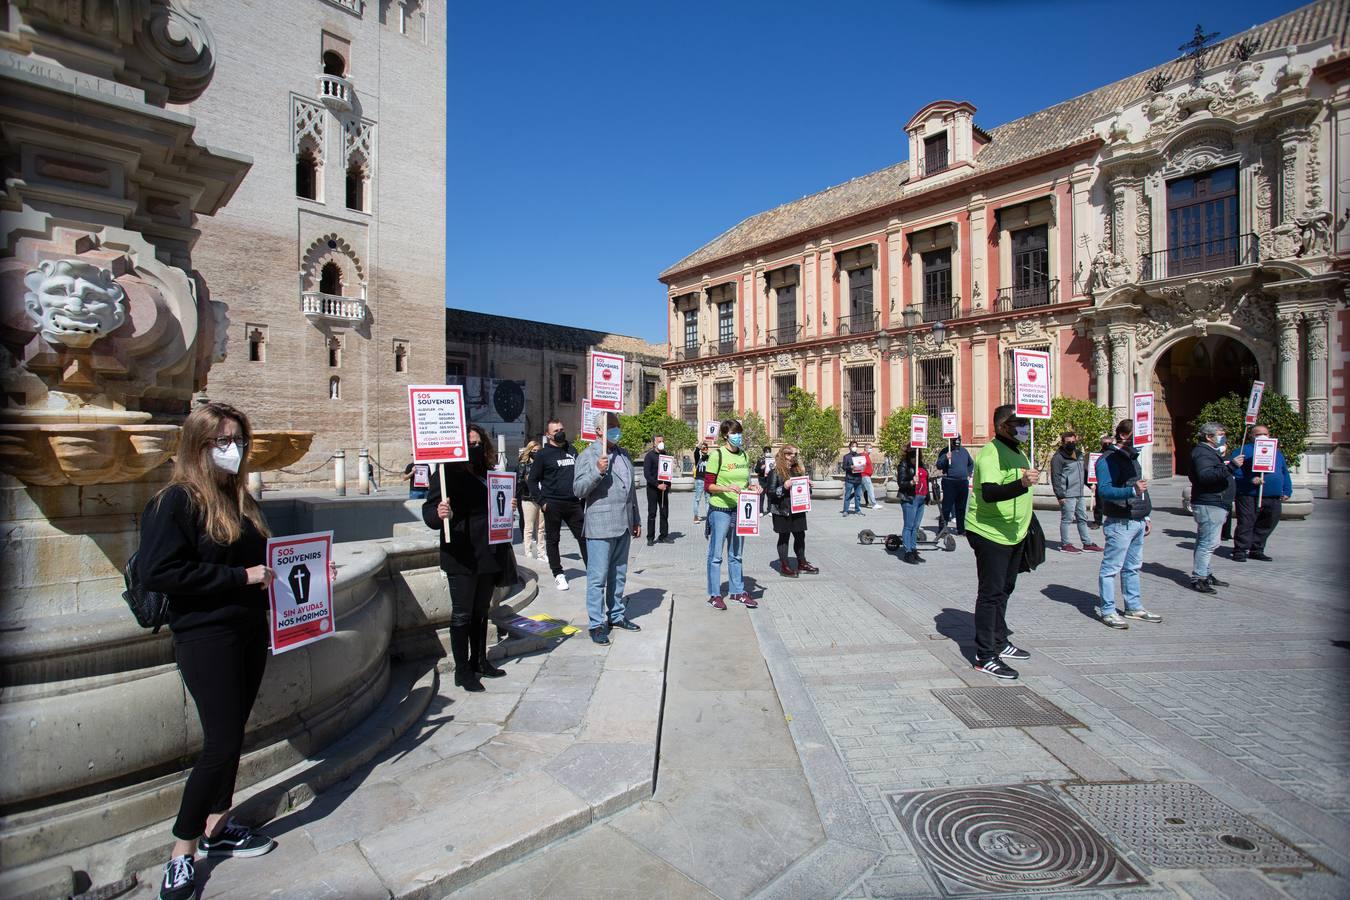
[{"xmin": 276, "ymin": 454, "xmax": 336, "ymax": 476}]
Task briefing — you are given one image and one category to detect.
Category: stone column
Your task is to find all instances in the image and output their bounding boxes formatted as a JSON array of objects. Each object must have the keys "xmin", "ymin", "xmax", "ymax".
[
  {"xmin": 1276, "ymin": 311, "xmax": 1301, "ymax": 410},
  {"xmin": 1304, "ymin": 309, "xmax": 1330, "ymax": 438},
  {"xmin": 1092, "ymin": 333, "xmax": 1110, "ymax": 408},
  {"xmin": 1109, "ymin": 331, "xmax": 1131, "ymax": 423}
]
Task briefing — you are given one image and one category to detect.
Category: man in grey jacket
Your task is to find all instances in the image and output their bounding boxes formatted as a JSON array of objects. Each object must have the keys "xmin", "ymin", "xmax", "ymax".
[
  {"xmin": 573, "ymin": 411, "xmax": 643, "ymax": 644},
  {"xmin": 1050, "ymin": 431, "xmax": 1103, "ymax": 554}
]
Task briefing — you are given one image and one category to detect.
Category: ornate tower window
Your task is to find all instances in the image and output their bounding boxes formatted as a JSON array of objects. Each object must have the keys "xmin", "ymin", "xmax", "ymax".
[
  {"xmin": 393, "ymin": 339, "xmax": 409, "ymax": 373},
  {"xmin": 247, "ymin": 324, "xmax": 267, "ymax": 363},
  {"xmin": 328, "ymin": 336, "xmax": 343, "ymax": 368},
  {"xmin": 322, "ymin": 50, "xmax": 346, "ymax": 78},
  {"xmin": 319, "ymin": 261, "xmax": 343, "ymax": 296},
  {"xmin": 345, "ymin": 162, "xmax": 367, "ymax": 211}
]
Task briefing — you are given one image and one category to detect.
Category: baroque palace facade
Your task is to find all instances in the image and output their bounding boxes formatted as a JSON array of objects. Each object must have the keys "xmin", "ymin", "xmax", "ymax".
[
  {"xmin": 188, "ymin": 0, "xmax": 444, "ymax": 485},
  {"xmin": 660, "ymin": 1, "xmax": 1349, "ymax": 492}
]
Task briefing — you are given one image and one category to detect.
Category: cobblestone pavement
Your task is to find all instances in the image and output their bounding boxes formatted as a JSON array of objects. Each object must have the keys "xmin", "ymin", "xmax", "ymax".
[{"xmin": 457, "ymin": 484, "xmax": 1349, "ymax": 899}]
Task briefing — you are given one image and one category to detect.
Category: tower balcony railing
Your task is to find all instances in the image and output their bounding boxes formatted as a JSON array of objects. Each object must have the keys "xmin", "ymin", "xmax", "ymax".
[
  {"xmin": 302, "ymin": 291, "xmax": 366, "ymax": 322},
  {"xmin": 317, "ymin": 74, "xmax": 354, "ymax": 112},
  {"xmin": 674, "ymin": 343, "xmax": 701, "ymax": 361}
]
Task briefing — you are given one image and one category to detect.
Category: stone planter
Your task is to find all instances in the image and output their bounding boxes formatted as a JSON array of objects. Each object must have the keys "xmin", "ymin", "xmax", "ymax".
[
  {"xmin": 1179, "ymin": 483, "xmax": 1313, "ymax": 519},
  {"xmin": 668, "ymin": 475, "xmax": 694, "ymax": 493},
  {"xmin": 810, "ymin": 478, "xmax": 842, "ymax": 500}
]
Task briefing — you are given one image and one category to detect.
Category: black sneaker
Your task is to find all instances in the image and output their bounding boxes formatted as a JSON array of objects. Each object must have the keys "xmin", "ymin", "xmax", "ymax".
[
  {"xmin": 1190, "ymin": 578, "xmax": 1217, "ymax": 594},
  {"xmin": 999, "ymin": 643, "xmax": 1030, "ymax": 661},
  {"xmin": 975, "ymin": 658, "xmax": 1019, "ymax": 680},
  {"xmin": 197, "ymin": 820, "xmax": 276, "ymax": 858},
  {"xmin": 1231, "ymin": 552, "xmax": 1247, "ymax": 562},
  {"xmin": 1249, "ymin": 551, "xmax": 1273, "ymax": 561},
  {"xmin": 160, "ymin": 854, "xmax": 195, "ymax": 900},
  {"xmin": 1205, "ymin": 573, "xmax": 1229, "ymax": 588},
  {"xmin": 610, "ymin": 618, "xmax": 641, "ymax": 631},
  {"xmin": 589, "ymin": 627, "xmax": 610, "ymax": 645}
]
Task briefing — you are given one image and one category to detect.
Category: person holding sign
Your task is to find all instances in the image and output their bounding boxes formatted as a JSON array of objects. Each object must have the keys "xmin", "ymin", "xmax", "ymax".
[
  {"xmin": 423, "ymin": 424, "xmax": 518, "ymax": 693},
  {"xmin": 137, "ymin": 403, "xmax": 279, "ymax": 900},
  {"xmin": 573, "ymin": 411, "xmax": 644, "ymax": 643},
  {"xmin": 841, "ymin": 441, "xmax": 866, "ymax": 516},
  {"xmin": 642, "ymin": 434, "xmax": 672, "ymax": 546},
  {"xmin": 1188, "ymin": 422, "xmax": 1242, "ymax": 593},
  {"xmin": 1232, "ymin": 424, "xmax": 1292, "ymax": 562},
  {"xmin": 896, "ymin": 444, "xmax": 930, "ymax": 564},
  {"xmin": 704, "ymin": 419, "xmax": 760, "ymax": 610},
  {"xmin": 759, "ymin": 445, "xmax": 818, "ymax": 577},
  {"xmin": 404, "ymin": 452, "xmax": 431, "ymax": 500},
  {"xmin": 1094, "ymin": 420, "xmax": 1163, "ymax": 629},
  {"xmin": 965, "ymin": 405, "xmax": 1040, "ymax": 680},
  {"xmin": 936, "ymin": 435, "xmax": 973, "ymax": 534}
]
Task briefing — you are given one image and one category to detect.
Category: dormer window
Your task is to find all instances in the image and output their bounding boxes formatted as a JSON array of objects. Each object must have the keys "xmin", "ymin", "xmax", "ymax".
[{"xmin": 905, "ymin": 100, "xmax": 979, "ymax": 181}]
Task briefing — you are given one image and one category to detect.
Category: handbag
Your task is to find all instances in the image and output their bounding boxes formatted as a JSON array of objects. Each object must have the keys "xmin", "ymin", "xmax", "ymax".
[
  {"xmin": 1019, "ymin": 515, "xmax": 1046, "ymax": 572},
  {"xmin": 122, "ymin": 550, "xmax": 170, "ymax": 633}
]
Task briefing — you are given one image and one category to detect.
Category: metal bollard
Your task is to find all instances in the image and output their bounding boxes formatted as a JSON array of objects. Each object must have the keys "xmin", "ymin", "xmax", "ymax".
[
  {"xmin": 334, "ymin": 449, "xmax": 347, "ymax": 497},
  {"xmin": 358, "ymin": 447, "xmax": 370, "ymax": 495},
  {"xmin": 247, "ymin": 471, "xmax": 263, "ymax": 500}
]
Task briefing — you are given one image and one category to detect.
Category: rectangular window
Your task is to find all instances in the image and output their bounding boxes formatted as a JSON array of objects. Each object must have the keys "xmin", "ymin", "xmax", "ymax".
[
  {"xmin": 924, "ymin": 132, "xmax": 949, "ymax": 175},
  {"xmin": 1011, "ymin": 225, "xmax": 1050, "ymax": 308},
  {"xmin": 641, "ymin": 375, "xmax": 658, "ymax": 410},
  {"xmin": 1003, "ymin": 344, "xmax": 1050, "ymax": 403},
  {"xmin": 846, "ymin": 366, "xmax": 876, "ymax": 439},
  {"xmin": 715, "ymin": 381, "xmax": 734, "ymax": 415},
  {"xmin": 328, "ymin": 337, "xmax": 341, "ymax": 368},
  {"xmin": 683, "ymin": 309, "xmax": 699, "ymax": 354},
  {"xmin": 680, "ymin": 385, "xmax": 698, "ymax": 428},
  {"xmin": 773, "ymin": 374, "xmax": 796, "ymax": 437},
  {"xmin": 446, "ymin": 359, "xmax": 466, "ymax": 385},
  {"xmin": 845, "ymin": 266, "xmax": 874, "ymax": 333},
  {"xmin": 717, "ymin": 302, "xmax": 735, "ymax": 351},
  {"xmin": 775, "ymin": 284, "xmax": 797, "ymax": 343},
  {"xmin": 922, "ymin": 248, "xmax": 952, "ymax": 322},
  {"xmin": 1164, "ymin": 165, "xmax": 1240, "ymax": 277},
  {"xmin": 918, "ymin": 356, "xmax": 955, "ymax": 416},
  {"xmin": 559, "ymin": 371, "xmax": 576, "ymax": 404}
]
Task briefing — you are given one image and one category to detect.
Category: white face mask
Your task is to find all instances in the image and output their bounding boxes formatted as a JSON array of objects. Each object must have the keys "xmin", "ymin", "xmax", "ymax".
[
  {"xmin": 656, "ymin": 442, "xmax": 665, "ymax": 451},
  {"xmin": 1013, "ymin": 425, "xmax": 1030, "ymax": 443},
  {"xmin": 210, "ymin": 442, "xmax": 242, "ymax": 474}
]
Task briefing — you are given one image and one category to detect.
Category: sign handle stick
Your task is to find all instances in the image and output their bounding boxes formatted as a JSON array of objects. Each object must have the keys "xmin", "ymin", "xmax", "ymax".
[
  {"xmin": 914, "ymin": 447, "xmax": 919, "ymax": 487},
  {"xmin": 438, "ymin": 463, "xmax": 450, "ymax": 541},
  {"xmin": 1238, "ymin": 425, "xmax": 1249, "ymax": 453},
  {"xmin": 1030, "ymin": 429, "xmax": 1036, "ymax": 475},
  {"xmin": 1257, "ymin": 475, "xmax": 1265, "ymax": 508}
]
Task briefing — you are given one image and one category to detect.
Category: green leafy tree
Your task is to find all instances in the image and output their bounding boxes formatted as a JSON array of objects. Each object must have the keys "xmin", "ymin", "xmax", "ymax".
[
  {"xmin": 736, "ymin": 409, "xmax": 770, "ymax": 457},
  {"xmin": 573, "ymin": 391, "xmax": 696, "ymax": 466},
  {"xmin": 780, "ymin": 387, "xmax": 845, "ymax": 478},
  {"xmin": 877, "ymin": 401, "xmax": 929, "ymax": 464},
  {"xmin": 1030, "ymin": 397, "xmax": 1115, "ymax": 472},
  {"xmin": 1192, "ymin": 390, "xmax": 1307, "ymax": 467}
]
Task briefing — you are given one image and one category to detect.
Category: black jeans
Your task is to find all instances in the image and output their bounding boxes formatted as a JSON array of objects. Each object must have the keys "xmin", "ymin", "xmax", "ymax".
[
  {"xmin": 173, "ymin": 616, "xmax": 269, "ymax": 840},
  {"xmin": 1234, "ymin": 495, "xmax": 1281, "ymax": 555},
  {"xmin": 447, "ymin": 571, "xmax": 495, "ymax": 628},
  {"xmin": 646, "ymin": 485, "xmax": 669, "ymax": 538},
  {"xmin": 939, "ymin": 478, "xmax": 969, "ymax": 532},
  {"xmin": 542, "ymin": 498, "xmax": 587, "ymax": 576},
  {"xmin": 967, "ymin": 531, "xmax": 1025, "ymax": 661}
]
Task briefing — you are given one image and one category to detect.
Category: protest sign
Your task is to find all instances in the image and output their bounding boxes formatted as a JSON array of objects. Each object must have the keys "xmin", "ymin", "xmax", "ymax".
[
  {"xmin": 657, "ymin": 454, "xmax": 674, "ymax": 483},
  {"xmin": 1086, "ymin": 451, "xmax": 1102, "ymax": 485},
  {"xmin": 789, "ymin": 476, "xmax": 812, "ymax": 513},
  {"xmin": 589, "ymin": 352, "xmax": 624, "ymax": 412},
  {"xmin": 408, "ymin": 385, "xmax": 467, "ymax": 464},
  {"xmin": 1252, "ymin": 437, "xmax": 1278, "ymax": 474},
  {"xmin": 910, "ymin": 414, "xmax": 929, "ymax": 449},
  {"xmin": 941, "ymin": 411, "xmax": 958, "ymax": 439},
  {"xmin": 1013, "ymin": 349, "xmax": 1052, "ymax": 419},
  {"xmin": 1132, "ymin": 392, "xmax": 1155, "ymax": 447},
  {"xmin": 580, "ymin": 398, "xmax": 597, "ymax": 441},
  {"xmin": 267, "ymin": 531, "xmax": 335, "ymax": 654},
  {"xmin": 736, "ymin": 491, "xmax": 760, "ymax": 536},
  {"xmin": 1245, "ymin": 381, "xmax": 1265, "ymax": 426},
  {"xmin": 487, "ymin": 472, "xmax": 515, "ymax": 544}
]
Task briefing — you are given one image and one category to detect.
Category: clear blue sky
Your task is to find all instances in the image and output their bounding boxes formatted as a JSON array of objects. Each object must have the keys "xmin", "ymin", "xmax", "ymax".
[{"xmin": 446, "ymin": 0, "xmax": 1306, "ymax": 343}]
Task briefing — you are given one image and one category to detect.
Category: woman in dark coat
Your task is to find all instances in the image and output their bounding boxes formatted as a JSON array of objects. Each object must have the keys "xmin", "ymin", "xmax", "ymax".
[
  {"xmin": 760, "ymin": 444, "xmax": 819, "ymax": 577},
  {"xmin": 422, "ymin": 423, "xmax": 518, "ymax": 692},
  {"xmin": 897, "ymin": 444, "xmax": 930, "ymax": 564}
]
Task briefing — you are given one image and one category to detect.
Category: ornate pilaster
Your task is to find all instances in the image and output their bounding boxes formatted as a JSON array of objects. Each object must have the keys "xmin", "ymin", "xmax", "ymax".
[
  {"xmin": 1092, "ymin": 333, "xmax": 1110, "ymax": 408},
  {"xmin": 1275, "ymin": 311, "xmax": 1301, "ymax": 410},
  {"xmin": 1303, "ymin": 309, "xmax": 1329, "ymax": 437},
  {"xmin": 1108, "ymin": 330, "xmax": 1132, "ymax": 421}
]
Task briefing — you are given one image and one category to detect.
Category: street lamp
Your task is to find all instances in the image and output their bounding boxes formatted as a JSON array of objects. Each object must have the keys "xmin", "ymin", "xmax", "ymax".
[
  {"xmin": 932, "ymin": 320, "xmax": 946, "ymax": 347},
  {"xmin": 902, "ymin": 306, "xmax": 921, "ymax": 330},
  {"xmin": 902, "ymin": 306, "xmax": 920, "ymax": 404}
]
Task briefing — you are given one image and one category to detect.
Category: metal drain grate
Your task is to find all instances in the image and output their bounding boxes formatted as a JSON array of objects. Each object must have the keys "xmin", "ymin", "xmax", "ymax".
[
  {"xmin": 932, "ymin": 686, "xmax": 1082, "ymax": 729},
  {"xmin": 1066, "ymin": 782, "xmax": 1317, "ymax": 870},
  {"xmin": 889, "ymin": 783, "xmax": 1144, "ymax": 895}
]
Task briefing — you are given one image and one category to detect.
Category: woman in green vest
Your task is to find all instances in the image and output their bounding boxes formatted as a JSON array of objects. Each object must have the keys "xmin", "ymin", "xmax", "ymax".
[{"xmin": 704, "ymin": 419, "xmax": 760, "ymax": 610}]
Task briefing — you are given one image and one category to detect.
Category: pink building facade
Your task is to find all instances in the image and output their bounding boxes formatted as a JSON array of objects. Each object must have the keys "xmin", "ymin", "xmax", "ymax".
[{"xmin": 659, "ymin": 2, "xmax": 1349, "ymax": 493}]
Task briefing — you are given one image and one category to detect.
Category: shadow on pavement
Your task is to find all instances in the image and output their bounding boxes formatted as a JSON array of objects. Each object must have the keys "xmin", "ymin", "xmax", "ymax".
[
  {"xmin": 1040, "ymin": 583, "xmax": 1101, "ymax": 620},
  {"xmin": 934, "ymin": 607, "xmax": 975, "ymax": 662},
  {"xmin": 1142, "ymin": 560, "xmax": 1194, "ymax": 586},
  {"xmin": 622, "ymin": 588, "xmax": 666, "ymax": 624}
]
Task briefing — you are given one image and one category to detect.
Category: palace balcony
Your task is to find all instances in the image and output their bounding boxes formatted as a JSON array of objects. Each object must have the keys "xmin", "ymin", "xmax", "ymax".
[
  {"xmin": 766, "ymin": 324, "xmax": 802, "ymax": 346},
  {"xmin": 302, "ymin": 291, "xmax": 366, "ymax": 323},
  {"xmin": 993, "ymin": 278, "xmax": 1059, "ymax": 313},
  {"xmin": 921, "ymin": 295, "xmax": 960, "ymax": 323},
  {"xmin": 674, "ymin": 343, "xmax": 701, "ymax": 361},
  {"xmin": 1139, "ymin": 233, "xmax": 1260, "ymax": 282},
  {"xmin": 837, "ymin": 310, "xmax": 879, "ymax": 336},
  {"xmin": 317, "ymin": 74, "xmax": 354, "ymax": 112}
]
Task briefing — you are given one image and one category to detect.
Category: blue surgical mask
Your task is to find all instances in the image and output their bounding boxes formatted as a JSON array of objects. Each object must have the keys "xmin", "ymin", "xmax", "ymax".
[
  {"xmin": 1215, "ymin": 435, "xmax": 1227, "ymax": 449},
  {"xmin": 1013, "ymin": 425, "xmax": 1030, "ymax": 444},
  {"xmin": 606, "ymin": 427, "xmax": 621, "ymax": 444},
  {"xmin": 728, "ymin": 433, "xmax": 744, "ymax": 449}
]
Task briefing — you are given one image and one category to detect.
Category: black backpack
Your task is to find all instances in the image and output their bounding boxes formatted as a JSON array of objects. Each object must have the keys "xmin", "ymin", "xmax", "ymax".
[{"xmin": 122, "ymin": 550, "xmax": 170, "ymax": 633}]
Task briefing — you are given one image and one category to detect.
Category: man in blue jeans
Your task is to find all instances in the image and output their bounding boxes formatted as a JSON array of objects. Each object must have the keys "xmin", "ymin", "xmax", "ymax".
[
  {"xmin": 840, "ymin": 442, "xmax": 865, "ymax": 516},
  {"xmin": 1187, "ymin": 421, "xmax": 1241, "ymax": 594},
  {"xmin": 1094, "ymin": 419, "xmax": 1163, "ymax": 629},
  {"xmin": 572, "ymin": 411, "xmax": 643, "ymax": 644}
]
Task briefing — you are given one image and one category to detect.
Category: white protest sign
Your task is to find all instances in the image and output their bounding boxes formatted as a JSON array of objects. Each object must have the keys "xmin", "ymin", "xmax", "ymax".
[
  {"xmin": 736, "ymin": 490, "xmax": 760, "ymax": 536},
  {"xmin": 851, "ymin": 455, "xmax": 866, "ymax": 473},
  {"xmin": 704, "ymin": 420, "xmax": 720, "ymax": 442},
  {"xmin": 487, "ymin": 472, "xmax": 515, "ymax": 544},
  {"xmin": 657, "ymin": 454, "xmax": 674, "ymax": 483},
  {"xmin": 1132, "ymin": 392, "xmax": 1155, "ymax": 447},
  {"xmin": 267, "ymin": 531, "xmax": 335, "ymax": 654},
  {"xmin": 1245, "ymin": 381, "xmax": 1265, "ymax": 426},
  {"xmin": 1086, "ymin": 451, "xmax": 1102, "ymax": 485},
  {"xmin": 1013, "ymin": 348, "xmax": 1052, "ymax": 419},
  {"xmin": 1252, "ymin": 437, "xmax": 1278, "ymax": 474},
  {"xmin": 789, "ymin": 476, "xmax": 812, "ymax": 513},
  {"xmin": 941, "ymin": 411, "xmax": 958, "ymax": 439},
  {"xmin": 910, "ymin": 414, "xmax": 929, "ymax": 449},
  {"xmin": 589, "ymin": 352, "xmax": 624, "ymax": 412},
  {"xmin": 580, "ymin": 398, "xmax": 597, "ymax": 441},
  {"xmin": 411, "ymin": 463, "xmax": 430, "ymax": 489},
  {"xmin": 408, "ymin": 384, "xmax": 467, "ymax": 464}
]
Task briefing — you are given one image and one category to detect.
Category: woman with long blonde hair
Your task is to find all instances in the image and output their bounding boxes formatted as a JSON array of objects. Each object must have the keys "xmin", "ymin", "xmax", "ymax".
[
  {"xmin": 138, "ymin": 402, "xmax": 278, "ymax": 900},
  {"xmin": 759, "ymin": 444, "xmax": 818, "ymax": 577},
  {"xmin": 516, "ymin": 440, "xmax": 543, "ymax": 559}
]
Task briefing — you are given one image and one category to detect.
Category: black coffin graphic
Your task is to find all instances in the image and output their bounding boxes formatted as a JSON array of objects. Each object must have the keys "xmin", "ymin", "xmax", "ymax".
[{"xmin": 288, "ymin": 563, "xmax": 312, "ymax": 605}]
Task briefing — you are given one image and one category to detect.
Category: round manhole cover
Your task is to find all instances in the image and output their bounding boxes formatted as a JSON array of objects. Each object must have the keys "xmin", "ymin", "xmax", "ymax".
[{"xmin": 1219, "ymin": 834, "xmax": 1258, "ymax": 852}]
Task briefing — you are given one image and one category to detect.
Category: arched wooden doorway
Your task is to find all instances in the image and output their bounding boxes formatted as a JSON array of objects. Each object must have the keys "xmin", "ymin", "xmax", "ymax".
[{"xmin": 1150, "ymin": 334, "xmax": 1258, "ymax": 477}]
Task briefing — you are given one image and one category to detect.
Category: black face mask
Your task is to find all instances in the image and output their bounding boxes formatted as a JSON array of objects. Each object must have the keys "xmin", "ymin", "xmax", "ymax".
[
  {"xmin": 469, "ymin": 444, "xmax": 486, "ymax": 466},
  {"xmin": 1064, "ymin": 442, "xmax": 1077, "ymax": 455},
  {"xmin": 553, "ymin": 430, "xmax": 568, "ymax": 446},
  {"xmin": 952, "ymin": 438, "xmax": 961, "ymax": 449}
]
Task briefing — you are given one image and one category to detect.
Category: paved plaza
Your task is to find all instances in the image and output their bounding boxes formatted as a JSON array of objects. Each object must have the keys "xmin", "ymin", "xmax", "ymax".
[{"xmin": 119, "ymin": 485, "xmax": 1348, "ymax": 899}]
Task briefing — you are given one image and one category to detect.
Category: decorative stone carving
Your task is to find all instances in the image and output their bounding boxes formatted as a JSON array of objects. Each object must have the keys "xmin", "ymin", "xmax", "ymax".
[
  {"xmin": 1161, "ymin": 276, "xmax": 1233, "ymax": 319},
  {"xmin": 848, "ymin": 342, "xmax": 869, "ymax": 360},
  {"xmin": 1305, "ymin": 399, "xmax": 1328, "ymax": 435},
  {"xmin": 301, "ymin": 233, "xmax": 366, "ymax": 290},
  {"xmin": 1014, "ymin": 319, "xmax": 1045, "ymax": 339},
  {"xmin": 1274, "ymin": 48, "xmax": 1309, "ymax": 93},
  {"xmin": 0, "ymin": 423, "xmax": 180, "ymax": 486},
  {"xmin": 1304, "ymin": 312, "xmax": 1328, "ymax": 360},
  {"xmin": 1276, "ymin": 314, "xmax": 1299, "ymax": 362},
  {"xmin": 716, "ymin": 361, "xmax": 732, "ymax": 375},
  {"xmin": 774, "ymin": 353, "xmax": 795, "ymax": 371},
  {"xmin": 1164, "ymin": 129, "xmax": 1235, "ymax": 176},
  {"xmin": 1295, "ymin": 209, "xmax": 1333, "ymax": 256},
  {"xmin": 1228, "ymin": 289, "xmax": 1277, "ymax": 338},
  {"xmin": 1280, "ymin": 139, "xmax": 1299, "ymax": 223},
  {"xmin": 23, "ymin": 259, "xmax": 128, "ymax": 348},
  {"xmin": 1088, "ymin": 238, "xmax": 1131, "ymax": 295},
  {"xmin": 971, "ymin": 282, "xmax": 982, "ymax": 310},
  {"xmin": 345, "ymin": 120, "xmax": 374, "ymax": 167},
  {"xmin": 132, "ymin": 1, "xmax": 218, "ymax": 104},
  {"xmin": 1109, "ymin": 334, "xmax": 1130, "ymax": 374},
  {"xmin": 1306, "ymin": 128, "xmax": 1323, "ymax": 210},
  {"xmin": 1134, "ymin": 183, "xmax": 1151, "ymax": 254},
  {"xmin": 1107, "ymin": 115, "xmax": 1131, "ymax": 144},
  {"xmin": 294, "ymin": 98, "xmax": 325, "ymax": 160}
]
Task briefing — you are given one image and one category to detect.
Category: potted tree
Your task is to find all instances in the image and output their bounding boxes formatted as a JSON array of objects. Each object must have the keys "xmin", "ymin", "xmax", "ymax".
[
  {"xmin": 781, "ymin": 387, "xmax": 844, "ymax": 499},
  {"xmin": 1029, "ymin": 397, "xmax": 1115, "ymax": 511}
]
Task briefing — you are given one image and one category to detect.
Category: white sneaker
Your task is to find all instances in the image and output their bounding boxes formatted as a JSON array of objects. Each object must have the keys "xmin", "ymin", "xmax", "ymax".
[{"xmin": 554, "ymin": 574, "xmax": 569, "ymax": 591}]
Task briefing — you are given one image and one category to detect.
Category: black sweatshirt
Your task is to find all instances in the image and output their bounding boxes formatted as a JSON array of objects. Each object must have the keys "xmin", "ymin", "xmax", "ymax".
[
  {"xmin": 137, "ymin": 485, "xmax": 267, "ymax": 633},
  {"xmin": 528, "ymin": 441, "xmax": 580, "ymax": 503}
]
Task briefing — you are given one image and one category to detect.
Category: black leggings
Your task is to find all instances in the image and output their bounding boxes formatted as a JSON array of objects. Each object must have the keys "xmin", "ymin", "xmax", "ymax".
[
  {"xmin": 447, "ymin": 572, "xmax": 495, "ymax": 627},
  {"xmin": 173, "ymin": 616, "xmax": 269, "ymax": 840},
  {"xmin": 776, "ymin": 531, "xmax": 806, "ymax": 562}
]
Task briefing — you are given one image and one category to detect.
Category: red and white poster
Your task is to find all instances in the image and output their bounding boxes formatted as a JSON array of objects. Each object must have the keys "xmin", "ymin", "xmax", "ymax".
[
  {"xmin": 411, "ymin": 463, "xmax": 430, "ymax": 489},
  {"xmin": 941, "ymin": 411, "xmax": 958, "ymax": 439},
  {"xmin": 589, "ymin": 351, "xmax": 624, "ymax": 412},
  {"xmin": 1132, "ymin": 392, "xmax": 1155, "ymax": 447},
  {"xmin": 408, "ymin": 384, "xmax": 467, "ymax": 464},
  {"xmin": 1245, "ymin": 381, "xmax": 1265, "ymax": 426},
  {"xmin": 1086, "ymin": 451, "xmax": 1102, "ymax": 485},
  {"xmin": 487, "ymin": 472, "xmax": 515, "ymax": 544},
  {"xmin": 789, "ymin": 477, "xmax": 811, "ymax": 513},
  {"xmin": 580, "ymin": 398, "xmax": 597, "ymax": 442},
  {"xmin": 910, "ymin": 414, "xmax": 929, "ymax": 449},
  {"xmin": 851, "ymin": 455, "xmax": 866, "ymax": 473},
  {"xmin": 1252, "ymin": 437, "xmax": 1278, "ymax": 474},
  {"xmin": 704, "ymin": 420, "xmax": 720, "ymax": 442},
  {"xmin": 736, "ymin": 490, "xmax": 760, "ymax": 536},
  {"xmin": 267, "ymin": 531, "xmax": 335, "ymax": 654},
  {"xmin": 657, "ymin": 454, "xmax": 674, "ymax": 483},
  {"xmin": 1013, "ymin": 349, "xmax": 1052, "ymax": 419}
]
